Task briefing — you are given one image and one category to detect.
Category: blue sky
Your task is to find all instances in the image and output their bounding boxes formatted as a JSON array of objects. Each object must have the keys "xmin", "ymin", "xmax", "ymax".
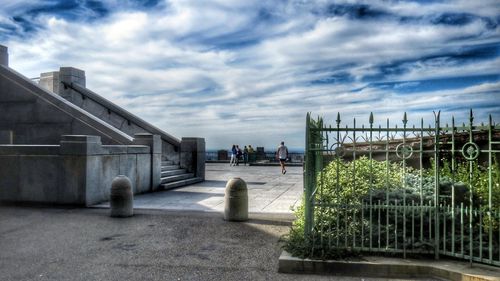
[{"xmin": 1, "ymin": 0, "xmax": 499, "ymax": 150}]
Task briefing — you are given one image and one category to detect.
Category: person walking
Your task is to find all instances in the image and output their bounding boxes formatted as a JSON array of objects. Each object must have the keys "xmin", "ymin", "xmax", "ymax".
[
  {"xmin": 230, "ymin": 145, "xmax": 237, "ymax": 166},
  {"xmin": 276, "ymin": 141, "xmax": 289, "ymax": 174}
]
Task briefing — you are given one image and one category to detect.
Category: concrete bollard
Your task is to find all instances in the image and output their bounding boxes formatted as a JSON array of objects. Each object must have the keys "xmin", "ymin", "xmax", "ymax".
[
  {"xmin": 224, "ymin": 177, "xmax": 248, "ymax": 221},
  {"xmin": 110, "ymin": 175, "xmax": 133, "ymax": 217}
]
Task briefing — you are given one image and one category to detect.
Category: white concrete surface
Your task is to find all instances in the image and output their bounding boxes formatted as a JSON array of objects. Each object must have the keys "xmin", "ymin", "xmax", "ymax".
[{"xmin": 93, "ymin": 163, "xmax": 303, "ymax": 214}]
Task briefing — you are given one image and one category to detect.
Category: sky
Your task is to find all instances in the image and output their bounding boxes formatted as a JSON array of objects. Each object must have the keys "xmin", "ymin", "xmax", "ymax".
[{"xmin": 0, "ymin": 0, "xmax": 499, "ymax": 150}]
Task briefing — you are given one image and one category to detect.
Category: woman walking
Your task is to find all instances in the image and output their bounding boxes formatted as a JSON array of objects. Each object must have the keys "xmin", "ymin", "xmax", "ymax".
[{"xmin": 230, "ymin": 145, "xmax": 237, "ymax": 166}]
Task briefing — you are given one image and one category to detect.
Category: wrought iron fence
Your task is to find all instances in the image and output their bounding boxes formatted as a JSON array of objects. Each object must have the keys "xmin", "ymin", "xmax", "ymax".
[{"xmin": 304, "ymin": 110, "xmax": 500, "ymax": 266}]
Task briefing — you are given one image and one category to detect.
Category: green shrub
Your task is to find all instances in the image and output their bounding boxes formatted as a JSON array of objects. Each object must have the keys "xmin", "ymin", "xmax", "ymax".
[{"xmin": 282, "ymin": 156, "xmax": 500, "ymax": 260}]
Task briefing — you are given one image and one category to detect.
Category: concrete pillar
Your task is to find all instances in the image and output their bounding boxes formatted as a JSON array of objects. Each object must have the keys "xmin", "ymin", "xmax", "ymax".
[
  {"xmin": 59, "ymin": 67, "xmax": 86, "ymax": 104},
  {"xmin": 39, "ymin": 71, "xmax": 60, "ymax": 93},
  {"xmin": 0, "ymin": 45, "xmax": 8, "ymax": 66},
  {"xmin": 58, "ymin": 135, "xmax": 103, "ymax": 206},
  {"xmin": 133, "ymin": 133, "xmax": 162, "ymax": 191},
  {"xmin": 180, "ymin": 137, "xmax": 206, "ymax": 180}
]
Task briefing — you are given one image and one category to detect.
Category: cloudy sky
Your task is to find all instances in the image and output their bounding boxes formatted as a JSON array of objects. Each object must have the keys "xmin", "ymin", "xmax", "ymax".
[{"xmin": 1, "ymin": 0, "xmax": 499, "ymax": 150}]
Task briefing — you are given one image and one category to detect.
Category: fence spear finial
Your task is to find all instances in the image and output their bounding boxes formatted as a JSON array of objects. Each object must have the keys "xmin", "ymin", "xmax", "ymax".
[
  {"xmin": 403, "ymin": 112, "xmax": 408, "ymax": 125},
  {"xmin": 469, "ymin": 109, "xmax": 474, "ymax": 124},
  {"xmin": 336, "ymin": 112, "xmax": 341, "ymax": 125},
  {"xmin": 369, "ymin": 112, "xmax": 374, "ymax": 124}
]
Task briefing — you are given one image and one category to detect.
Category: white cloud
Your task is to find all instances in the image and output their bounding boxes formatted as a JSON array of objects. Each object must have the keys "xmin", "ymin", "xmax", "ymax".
[{"xmin": 1, "ymin": 0, "xmax": 499, "ymax": 149}]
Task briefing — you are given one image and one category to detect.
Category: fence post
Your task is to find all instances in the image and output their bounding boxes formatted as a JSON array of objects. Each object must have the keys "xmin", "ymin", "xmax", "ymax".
[
  {"xmin": 304, "ymin": 113, "xmax": 314, "ymax": 237},
  {"xmin": 434, "ymin": 111, "xmax": 441, "ymax": 260}
]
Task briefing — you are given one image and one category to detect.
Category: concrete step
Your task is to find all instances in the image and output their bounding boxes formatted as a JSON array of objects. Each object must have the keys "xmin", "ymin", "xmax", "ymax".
[
  {"xmin": 162, "ymin": 160, "xmax": 174, "ymax": 165},
  {"xmin": 161, "ymin": 168, "xmax": 186, "ymax": 177},
  {"xmin": 161, "ymin": 164, "xmax": 179, "ymax": 171},
  {"xmin": 160, "ymin": 173, "xmax": 194, "ymax": 184},
  {"xmin": 160, "ymin": 177, "xmax": 203, "ymax": 191}
]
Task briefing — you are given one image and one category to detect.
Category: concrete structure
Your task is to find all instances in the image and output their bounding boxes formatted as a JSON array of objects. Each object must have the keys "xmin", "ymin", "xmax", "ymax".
[
  {"xmin": 0, "ymin": 135, "xmax": 153, "ymax": 206},
  {"xmin": 110, "ymin": 175, "xmax": 133, "ymax": 217},
  {"xmin": 0, "ymin": 45, "xmax": 205, "ymax": 206},
  {"xmin": 93, "ymin": 163, "xmax": 303, "ymax": 214},
  {"xmin": 0, "ymin": 45, "xmax": 7, "ymax": 67},
  {"xmin": 224, "ymin": 177, "xmax": 248, "ymax": 221}
]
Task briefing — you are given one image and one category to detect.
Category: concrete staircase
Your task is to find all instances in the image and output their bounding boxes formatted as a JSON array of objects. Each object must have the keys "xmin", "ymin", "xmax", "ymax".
[{"xmin": 160, "ymin": 161, "xmax": 203, "ymax": 190}]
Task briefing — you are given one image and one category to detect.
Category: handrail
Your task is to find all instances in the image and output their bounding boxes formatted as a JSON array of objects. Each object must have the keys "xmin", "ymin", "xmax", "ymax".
[{"xmin": 62, "ymin": 81, "xmax": 181, "ymax": 147}]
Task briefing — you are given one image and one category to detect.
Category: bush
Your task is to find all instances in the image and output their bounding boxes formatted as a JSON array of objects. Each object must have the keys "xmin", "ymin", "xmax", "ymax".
[{"xmin": 282, "ymin": 155, "xmax": 500, "ymax": 260}]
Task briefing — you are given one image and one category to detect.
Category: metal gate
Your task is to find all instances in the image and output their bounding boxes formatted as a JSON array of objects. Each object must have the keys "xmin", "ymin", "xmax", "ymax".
[{"xmin": 304, "ymin": 110, "xmax": 500, "ymax": 266}]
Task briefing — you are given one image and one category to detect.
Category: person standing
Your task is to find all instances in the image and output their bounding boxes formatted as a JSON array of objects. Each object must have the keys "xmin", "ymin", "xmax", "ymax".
[
  {"xmin": 276, "ymin": 141, "xmax": 289, "ymax": 174},
  {"xmin": 236, "ymin": 145, "xmax": 242, "ymax": 166},
  {"xmin": 243, "ymin": 146, "xmax": 249, "ymax": 166},
  {"xmin": 230, "ymin": 145, "xmax": 237, "ymax": 166},
  {"xmin": 248, "ymin": 145, "xmax": 255, "ymax": 163}
]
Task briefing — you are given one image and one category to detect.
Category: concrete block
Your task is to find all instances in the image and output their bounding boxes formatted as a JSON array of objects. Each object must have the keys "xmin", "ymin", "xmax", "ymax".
[
  {"xmin": 82, "ymin": 99, "xmax": 107, "ymax": 119},
  {"xmin": 0, "ymin": 130, "xmax": 13, "ymax": 144},
  {"xmin": 118, "ymin": 154, "xmax": 137, "ymax": 193},
  {"xmin": 60, "ymin": 155, "xmax": 87, "ymax": 204},
  {"xmin": 102, "ymin": 145, "xmax": 127, "ymax": 154},
  {"xmin": 0, "ymin": 155, "xmax": 20, "ymax": 200},
  {"xmin": 180, "ymin": 137, "xmax": 205, "ymax": 180},
  {"xmin": 0, "ymin": 102, "xmax": 36, "ymax": 123},
  {"xmin": 35, "ymin": 98, "xmax": 74, "ymax": 123},
  {"xmin": 133, "ymin": 133, "xmax": 162, "ymax": 154},
  {"xmin": 18, "ymin": 156, "xmax": 61, "ymax": 203},
  {"xmin": 151, "ymin": 154, "xmax": 162, "ymax": 191},
  {"xmin": 69, "ymin": 120, "xmax": 118, "ymax": 145},
  {"xmin": 0, "ymin": 45, "xmax": 8, "ymax": 66},
  {"xmin": 136, "ymin": 153, "xmax": 151, "ymax": 193},
  {"xmin": 38, "ymin": 71, "xmax": 59, "ymax": 94},
  {"xmin": 96, "ymin": 154, "xmax": 121, "ymax": 203},
  {"xmin": 0, "ymin": 145, "xmax": 59, "ymax": 155},
  {"xmin": 84, "ymin": 155, "xmax": 104, "ymax": 206},
  {"xmin": 5, "ymin": 123, "xmax": 71, "ymax": 145},
  {"xmin": 60, "ymin": 135, "xmax": 103, "ymax": 155},
  {"xmin": 126, "ymin": 145, "xmax": 149, "ymax": 154},
  {"xmin": 0, "ymin": 77, "xmax": 36, "ymax": 102}
]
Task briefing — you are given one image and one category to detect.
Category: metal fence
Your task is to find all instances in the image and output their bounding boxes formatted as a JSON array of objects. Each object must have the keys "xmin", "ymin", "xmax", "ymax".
[{"xmin": 304, "ymin": 110, "xmax": 500, "ymax": 266}]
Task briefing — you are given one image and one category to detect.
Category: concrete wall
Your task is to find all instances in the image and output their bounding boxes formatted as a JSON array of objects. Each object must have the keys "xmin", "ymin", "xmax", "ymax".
[
  {"xmin": 0, "ymin": 65, "xmax": 133, "ymax": 145},
  {"xmin": 0, "ymin": 135, "xmax": 155, "ymax": 206},
  {"xmin": 39, "ymin": 68, "xmax": 181, "ymax": 163},
  {"xmin": 180, "ymin": 137, "xmax": 206, "ymax": 180}
]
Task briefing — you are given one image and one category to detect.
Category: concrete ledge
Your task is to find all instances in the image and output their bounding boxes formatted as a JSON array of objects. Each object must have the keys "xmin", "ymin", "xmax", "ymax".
[
  {"xmin": 278, "ymin": 251, "xmax": 500, "ymax": 281},
  {"xmin": 0, "ymin": 145, "xmax": 60, "ymax": 155}
]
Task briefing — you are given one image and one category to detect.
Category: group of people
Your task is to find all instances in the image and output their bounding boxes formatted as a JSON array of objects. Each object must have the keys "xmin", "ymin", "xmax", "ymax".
[
  {"xmin": 229, "ymin": 141, "xmax": 289, "ymax": 175},
  {"xmin": 229, "ymin": 144, "xmax": 255, "ymax": 166}
]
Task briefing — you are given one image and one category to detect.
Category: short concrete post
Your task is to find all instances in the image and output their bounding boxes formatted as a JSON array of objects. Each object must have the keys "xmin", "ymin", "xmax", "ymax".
[
  {"xmin": 224, "ymin": 177, "xmax": 248, "ymax": 221},
  {"xmin": 110, "ymin": 175, "xmax": 133, "ymax": 217}
]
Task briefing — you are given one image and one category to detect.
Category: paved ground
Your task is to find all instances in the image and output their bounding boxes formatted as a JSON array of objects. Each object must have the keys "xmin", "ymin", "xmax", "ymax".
[
  {"xmin": 0, "ymin": 164, "xmax": 439, "ymax": 280},
  {"xmin": 0, "ymin": 206, "xmax": 434, "ymax": 281},
  {"xmin": 93, "ymin": 163, "xmax": 303, "ymax": 214}
]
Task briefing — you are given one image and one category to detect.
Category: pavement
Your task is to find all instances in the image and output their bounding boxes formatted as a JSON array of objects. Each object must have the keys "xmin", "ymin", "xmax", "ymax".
[
  {"xmin": 93, "ymin": 163, "xmax": 303, "ymax": 214},
  {"xmin": 0, "ymin": 163, "xmax": 441, "ymax": 280}
]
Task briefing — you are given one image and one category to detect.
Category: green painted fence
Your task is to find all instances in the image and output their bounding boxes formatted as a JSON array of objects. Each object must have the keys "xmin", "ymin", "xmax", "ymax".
[{"xmin": 304, "ymin": 110, "xmax": 500, "ymax": 266}]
